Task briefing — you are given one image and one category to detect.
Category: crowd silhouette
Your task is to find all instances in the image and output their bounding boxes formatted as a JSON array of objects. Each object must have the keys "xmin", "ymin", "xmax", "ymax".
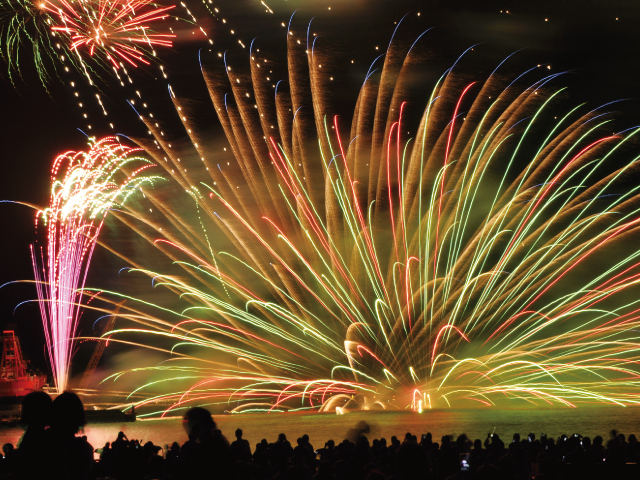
[{"xmin": 1, "ymin": 391, "xmax": 640, "ymax": 479}]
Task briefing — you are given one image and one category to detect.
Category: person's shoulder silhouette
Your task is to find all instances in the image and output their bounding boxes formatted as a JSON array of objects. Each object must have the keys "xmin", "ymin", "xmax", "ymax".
[
  {"xmin": 16, "ymin": 391, "xmax": 53, "ymax": 479},
  {"xmin": 18, "ymin": 391, "xmax": 52, "ymax": 450}
]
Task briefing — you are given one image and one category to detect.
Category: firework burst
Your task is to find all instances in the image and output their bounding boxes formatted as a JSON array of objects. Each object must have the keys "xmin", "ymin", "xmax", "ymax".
[
  {"xmin": 80, "ymin": 24, "xmax": 640, "ymax": 416},
  {"xmin": 44, "ymin": 0, "xmax": 175, "ymax": 69},
  {"xmin": 0, "ymin": 0, "xmax": 65, "ymax": 86},
  {"xmin": 32, "ymin": 136, "xmax": 161, "ymax": 392},
  {"xmin": 1, "ymin": 0, "xmax": 176, "ymax": 88}
]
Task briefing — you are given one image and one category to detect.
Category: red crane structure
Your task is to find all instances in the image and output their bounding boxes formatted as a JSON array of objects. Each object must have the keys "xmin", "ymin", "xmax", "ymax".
[{"xmin": 0, "ymin": 330, "xmax": 47, "ymax": 397}]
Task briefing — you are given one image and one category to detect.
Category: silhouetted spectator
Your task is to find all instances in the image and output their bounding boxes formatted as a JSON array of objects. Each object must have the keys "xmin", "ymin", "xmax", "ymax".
[
  {"xmin": 15, "ymin": 391, "xmax": 53, "ymax": 480},
  {"xmin": 180, "ymin": 406, "xmax": 230, "ymax": 479},
  {"xmin": 317, "ymin": 439, "xmax": 335, "ymax": 463},
  {"xmin": 17, "ymin": 391, "xmax": 52, "ymax": 450},
  {"xmin": 389, "ymin": 435, "xmax": 401, "ymax": 455},
  {"xmin": 48, "ymin": 391, "xmax": 94, "ymax": 480},
  {"xmin": 420, "ymin": 432, "xmax": 432, "ymax": 448},
  {"xmin": 347, "ymin": 420, "xmax": 371, "ymax": 444},
  {"xmin": 273, "ymin": 432, "xmax": 294, "ymax": 464},
  {"xmin": 253, "ymin": 438, "xmax": 269, "ymax": 465},
  {"xmin": 166, "ymin": 441, "xmax": 180, "ymax": 462},
  {"xmin": 112, "ymin": 431, "xmax": 129, "ymax": 451},
  {"xmin": 302, "ymin": 434, "xmax": 314, "ymax": 455},
  {"xmin": 2, "ymin": 443, "xmax": 16, "ymax": 475},
  {"xmin": 230, "ymin": 428, "xmax": 252, "ymax": 463},
  {"xmin": 484, "ymin": 432, "xmax": 504, "ymax": 455}
]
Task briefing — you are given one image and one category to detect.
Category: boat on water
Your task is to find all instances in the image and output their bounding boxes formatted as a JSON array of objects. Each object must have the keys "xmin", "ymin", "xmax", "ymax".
[
  {"xmin": 0, "ymin": 330, "xmax": 136, "ymax": 424},
  {"xmin": 85, "ymin": 408, "xmax": 136, "ymax": 424},
  {"xmin": 0, "ymin": 330, "xmax": 47, "ymax": 399}
]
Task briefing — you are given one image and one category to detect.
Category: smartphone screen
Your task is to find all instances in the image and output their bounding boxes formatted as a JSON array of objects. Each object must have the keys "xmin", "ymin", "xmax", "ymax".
[{"xmin": 460, "ymin": 453, "xmax": 470, "ymax": 472}]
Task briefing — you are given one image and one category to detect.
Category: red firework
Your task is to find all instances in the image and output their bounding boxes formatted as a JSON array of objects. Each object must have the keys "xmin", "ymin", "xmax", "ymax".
[{"xmin": 44, "ymin": 0, "xmax": 175, "ymax": 68}]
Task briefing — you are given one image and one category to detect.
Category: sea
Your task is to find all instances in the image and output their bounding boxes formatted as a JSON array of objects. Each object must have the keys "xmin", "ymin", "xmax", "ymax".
[{"xmin": 2, "ymin": 407, "xmax": 640, "ymax": 450}]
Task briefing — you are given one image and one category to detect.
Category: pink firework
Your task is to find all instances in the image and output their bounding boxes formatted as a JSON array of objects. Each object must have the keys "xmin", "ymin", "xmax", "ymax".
[
  {"xmin": 44, "ymin": 0, "xmax": 175, "ymax": 68},
  {"xmin": 32, "ymin": 136, "xmax": 160, "ymax": 392}
]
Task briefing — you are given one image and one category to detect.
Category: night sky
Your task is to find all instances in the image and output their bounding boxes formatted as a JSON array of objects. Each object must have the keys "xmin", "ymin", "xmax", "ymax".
[{"xmin": 1, "ymin": 0, "xmax": 639, "ymax": 373}]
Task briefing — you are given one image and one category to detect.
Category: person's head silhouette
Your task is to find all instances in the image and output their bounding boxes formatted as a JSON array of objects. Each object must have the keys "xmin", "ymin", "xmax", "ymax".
[
  {"xmin": 183, "ymin": 407, "xmax": 215, "ymax": 442},
  {"xmin": 51, "ymin": 391, "xmax": 85, "ymax": 435},
  {"xmin": 20, "ymin": 391, "xmax": 52, "ymax": 430},
  {"xmin": 235, "ymin": 428, "xmax": 243, "ymax": 439}
]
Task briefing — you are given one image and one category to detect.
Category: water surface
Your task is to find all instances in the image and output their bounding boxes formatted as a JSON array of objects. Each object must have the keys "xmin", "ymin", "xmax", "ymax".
[{"xmin": 2, "ymin": 407, "xmax": 638, "ymax": 450}]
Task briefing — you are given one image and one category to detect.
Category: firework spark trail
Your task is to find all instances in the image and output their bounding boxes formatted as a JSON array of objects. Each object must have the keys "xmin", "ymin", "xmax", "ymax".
[
  {"xmin": 1, "ymin": 0, "xmax": 184, "ymax": 145},
  {"xmin": 77, "ymin": 22, "xmax": 640, "ymax": 414},
  {"xmin": 43, "ymin": 0, "xmax": 175, "ymax": 69},
  {"xmin": 32, "ymin": 136, "xmax": 161, "ymax": 392},
  {"xmin": 0, "ymin": 0, "xmax": 66, "ymax": 87},
  {"xmin": 1, "ymin": 0, "xmax": 176, "ymax": 84}
]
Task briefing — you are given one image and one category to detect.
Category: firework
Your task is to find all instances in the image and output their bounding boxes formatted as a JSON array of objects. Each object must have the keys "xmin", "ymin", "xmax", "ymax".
[
  {"xmin": 43, "ymin": 0, "xmax": 175, "ymax": 69},
  {"xmin": 1, "ymin": 0, "xmax": 175, "ymax": 88},
  {"xmin": 0, "ymin": 0, "xmax": 66, "ymax": 86},
  {"xmin": 85, "ymin": 25, "xmax": 640, "ymax": 415},
  {"xmin": 32, "ymin": 136, "xmax": 161, "ymax": 392}
]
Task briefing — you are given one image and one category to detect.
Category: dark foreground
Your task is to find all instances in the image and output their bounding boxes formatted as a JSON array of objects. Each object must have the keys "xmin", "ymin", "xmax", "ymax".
[
  {"xmin": 5, "ymin": 407, "xmax": 640, "ymax": 479},
  {"xmin": 6, "ymin": 390, "xmax": 640, "ymax": 479}
]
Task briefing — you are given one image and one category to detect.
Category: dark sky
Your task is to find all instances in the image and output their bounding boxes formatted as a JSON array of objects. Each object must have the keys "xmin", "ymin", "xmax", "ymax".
[{"xmin": 1, "ymin": 0, "xmax": 639, "ymax": 372}]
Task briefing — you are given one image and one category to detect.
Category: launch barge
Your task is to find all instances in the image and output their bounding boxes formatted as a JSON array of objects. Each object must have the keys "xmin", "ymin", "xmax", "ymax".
[{"xmin": 0, "ymin": 330, "xmax": 47, "ymax": 399}]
